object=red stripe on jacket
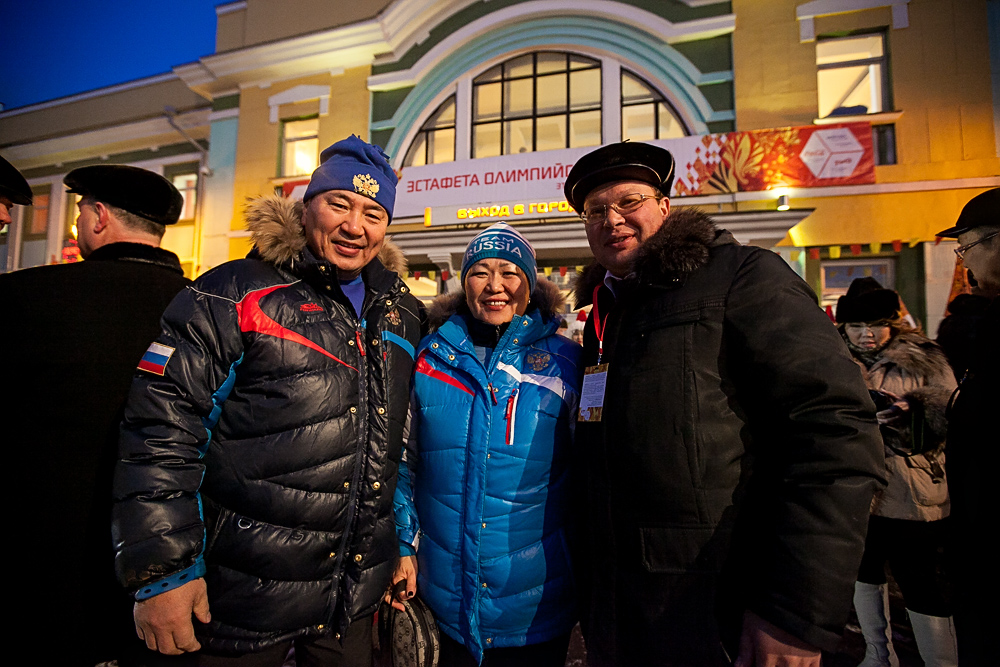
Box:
[235,284,359,373]
[416,351,473,396]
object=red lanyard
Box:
[591,283,609,363]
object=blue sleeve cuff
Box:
[399,541,416,557]
[134,559,207,601]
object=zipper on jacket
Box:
[504,389,519,445]
[488,383,498,405]
[355,330,366,357]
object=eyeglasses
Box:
[581,193,661,225]
[954,231,998,260]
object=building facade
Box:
[2,0,997,332]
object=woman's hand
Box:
[385,555,418,611]
[876,398,910,427]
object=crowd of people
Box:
[0,141,995,667]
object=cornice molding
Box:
[5,108,210,171]
[369,1,734,92]
[216,1,247,16]
[814,110,903,125]
[267,84,331,122]
[175,20,389,96]
[0,73,177,118]
[174,0,733,99]
[796,0,910,42]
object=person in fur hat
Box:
[564,141,885,667]
[112,135,424,665]
[836,277,958,667]
[389,222,582,666]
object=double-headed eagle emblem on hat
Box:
[353,173,380,199]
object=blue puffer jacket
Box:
[394,281,581,661]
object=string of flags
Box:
[790,238,927,263]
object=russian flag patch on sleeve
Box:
[138,342,176,376]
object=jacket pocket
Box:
[639,524,732,574]
[907,455,949,507]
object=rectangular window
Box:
[62,192,82,263]
[816,32,890,119]
[171,173,198,221]
[872,124,897,165]
[27,193,49,237]
[281,117,319,177]
[18,185,50,269]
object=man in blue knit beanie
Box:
[111,134,424,665]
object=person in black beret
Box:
[567,142,884,667]
[0,163,191,666]
[935,187,998,666]
[0,153,33,231]
[63,164,184,258]
[111,135,424,665]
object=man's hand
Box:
[134,578,211,655]
[734,610,821,667]
[384,555,418,612]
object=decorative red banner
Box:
[672,122,875,197]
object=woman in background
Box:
[837,277,958,667]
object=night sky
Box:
[0,0,219,111]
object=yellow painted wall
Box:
[732,0,827,129]
[228,66,372,260]
[733,0,998,246]
[776,187,994,247]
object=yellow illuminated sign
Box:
[456,200,575,220]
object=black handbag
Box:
[374,581,440,667]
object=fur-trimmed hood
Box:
[426,278,566,332]
[868,331,955,386]
[573,207,718,308]
[244,194,407,274]
[860,331,957,457]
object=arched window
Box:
[397,54,693,166]
[402,96,456,167]
[472,52,602,158]
[621,71,687,141]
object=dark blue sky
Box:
[0,0,219,111]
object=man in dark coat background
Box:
[566,142,886,667]
[935,187,998,666]
[0,164,190,666]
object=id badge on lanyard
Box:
[579,284,610,423]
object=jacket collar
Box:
[243,193,408,278]
[573,208,722,308]
[85,242,184,275]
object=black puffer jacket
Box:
[113,196,424,653]
[572,209,885,666]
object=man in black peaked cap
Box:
[0,164,191,666]
[566,141,886,667]
[936,187,999,666]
